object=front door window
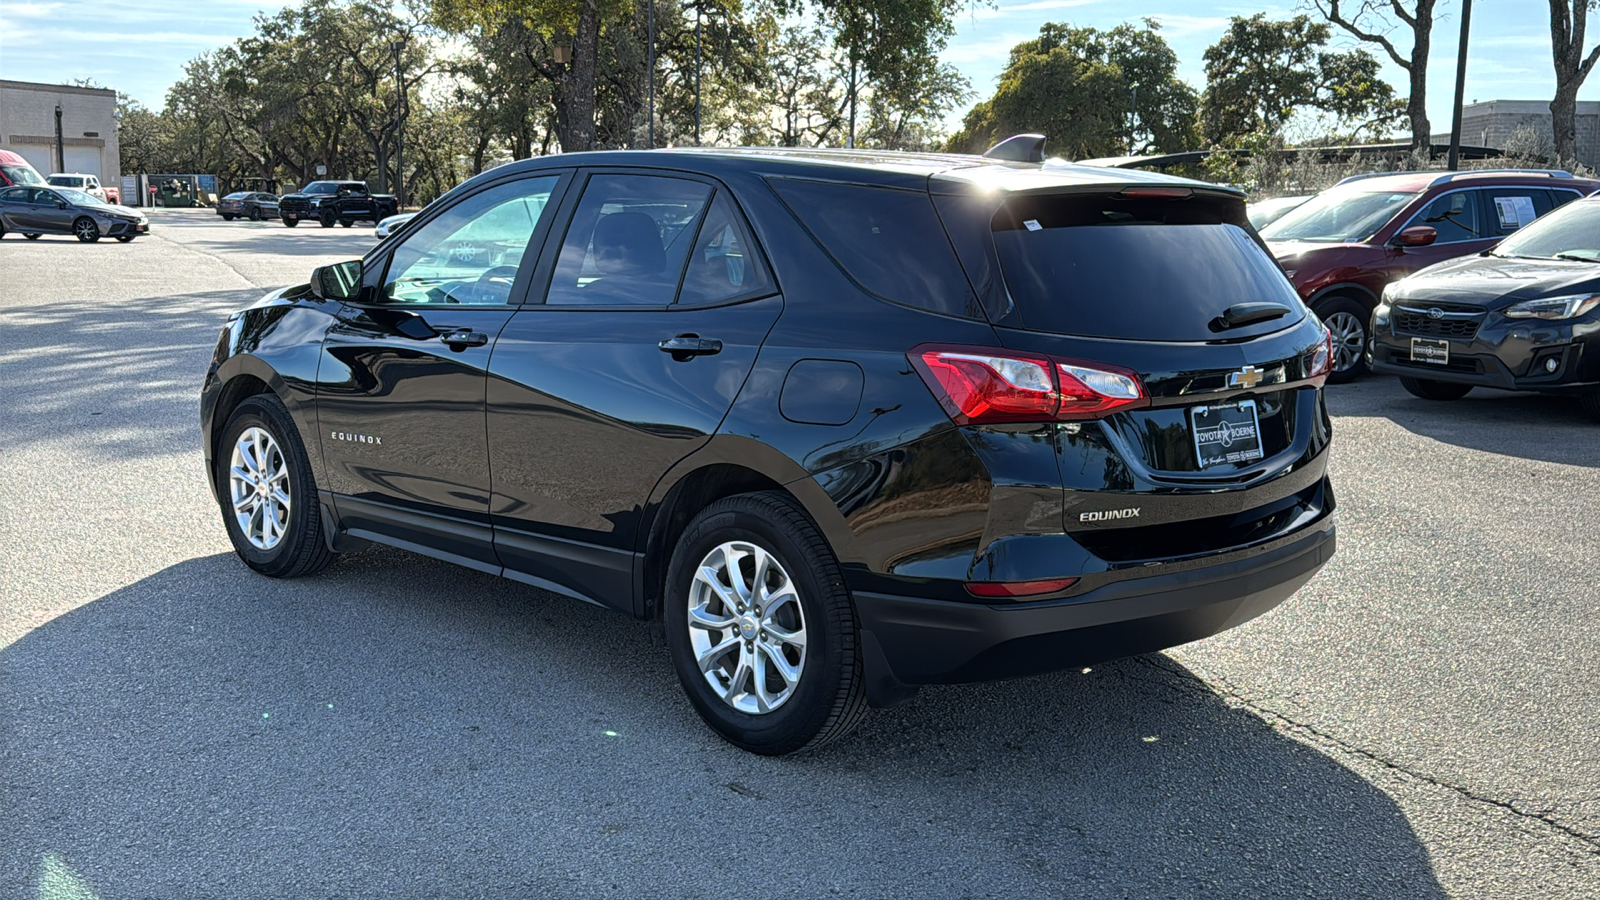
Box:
[383,175,559,306]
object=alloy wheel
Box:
[228,426,291,550]
[687,541,808,715]
[1324,311,1365,373]
[74,218,99,242]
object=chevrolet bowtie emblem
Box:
[1228,365,1265,389]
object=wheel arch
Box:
[206,356,321,495]
[1307,282,1380,312]
[635,437,854,621]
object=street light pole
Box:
[1447,0,1473,170]
[54,104,64,173]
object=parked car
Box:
[217,191,280,221]
[200,144,1336,754]
[0,184,148,242]
[1247,194,1312,230]
[277,180,397,228]
[374,210,416,239]
[0,149,45,188]
[1260,169,1596,382]
[47,172,111,203]
[1371,193,1600,420]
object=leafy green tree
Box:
[946,21,1196,159]
[1314,0,1438,154]
[1200,14,1399,145]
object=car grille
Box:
[280,197,311,213]
[1393,303,1484,339]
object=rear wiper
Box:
[1553,253,1600,264]
[1210,302,1292,332]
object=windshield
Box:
[54,188,101,206]
[303,181,339,194]
[1259,188,1420,243]
[2,165,45,187]
[1492,199,1600,261]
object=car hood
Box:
[1391,254,1600,307]
[1266,241,1370,263]
[84,201,143,217]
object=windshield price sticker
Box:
[1191,400,1265,468]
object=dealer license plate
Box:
[1411,338,1449,366]
[1191,400,1264,468]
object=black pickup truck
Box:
[278,180,398,228]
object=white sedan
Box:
[374,212,416,239]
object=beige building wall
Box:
[0,80,121,188]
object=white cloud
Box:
[1144,14,1232,39]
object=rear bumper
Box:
[854,515,1335,702]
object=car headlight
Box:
[1381,283,1399,303]
[1373,302,1391,326]
[308,199,321,207]
[1504,294,1600,320]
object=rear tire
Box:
[214,394,337,578]
[339,219,353,228]
[73,217,100,243]
[249,207,262,221]
[24,233,40,240]
[223,214,235,221]
[1400,377,1472,401]
[664,491,867,755]
[283,218,298,227]
[1315,296,1371,384]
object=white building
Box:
[0,79,121,187]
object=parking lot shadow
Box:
[1,551,1448,899]
[1329,376,1600,467]
[0,289,256,460]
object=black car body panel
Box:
[1372,254,1600,391]
[278,180,398,225]
[202,148,1336,708]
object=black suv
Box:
[201,144,1337,754]
[278,180,397,228]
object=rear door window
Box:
[544,173,713,307]
[989,193,1304,341]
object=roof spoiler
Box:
[983,134,1047,164]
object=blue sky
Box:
[0,0,1590,141]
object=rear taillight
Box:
[1307,326,1333,384]
[910,344,1148,425]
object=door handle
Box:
[439,329,489,350]
[658,334,723,359]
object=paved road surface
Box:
[3,209,1597,898]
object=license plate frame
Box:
[1191,400,1265,469]
[1411,338,1449,366]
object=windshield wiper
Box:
[1210,302,1292,332]
[1553,253,1600,264]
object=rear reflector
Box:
[910,344,1148,424]
[966,578,1080,598]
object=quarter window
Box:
[382,175,558,306]
[677,192,773,305]
[545,174,713,307]
[1482,189,1552,236]
[0,187,27,202]
[1413,191,1481,242]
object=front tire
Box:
[215,394,336,578]
[223,214,235,221]
[73,217,100,243]
[283,218,299,227]
[1315,296,1371,384]
[339,219,353,228]
[1579,391,1600,424]
[115,235,135,243]
[319,210,335,228]
[664,491,867,755]
[249,207,262,221]
[24,233,40,240]
[1400,377,1473,401]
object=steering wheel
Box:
[473,265,519,303]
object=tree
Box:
[1314,0,1439,154]
[1200,14,1400,145]
[946,21,1196,159]
[1549,0,1600,162]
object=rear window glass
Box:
[769,178,982,318]
[992,194,1304,341]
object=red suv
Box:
[1260,169,1596,381]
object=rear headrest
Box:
[592,211,664,276]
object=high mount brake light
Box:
[909,344,1148,425]
[1119,186,1194,199]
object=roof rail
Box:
[1426,168,1574,186]
[983,134,1046,164]
[1335,168,1575,188]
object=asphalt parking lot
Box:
[3,208,1598,898]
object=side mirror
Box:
[310,259,363,300]
[1395,226,1437,247]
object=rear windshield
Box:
[224,192,250,199]
[992,193,1304,341]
